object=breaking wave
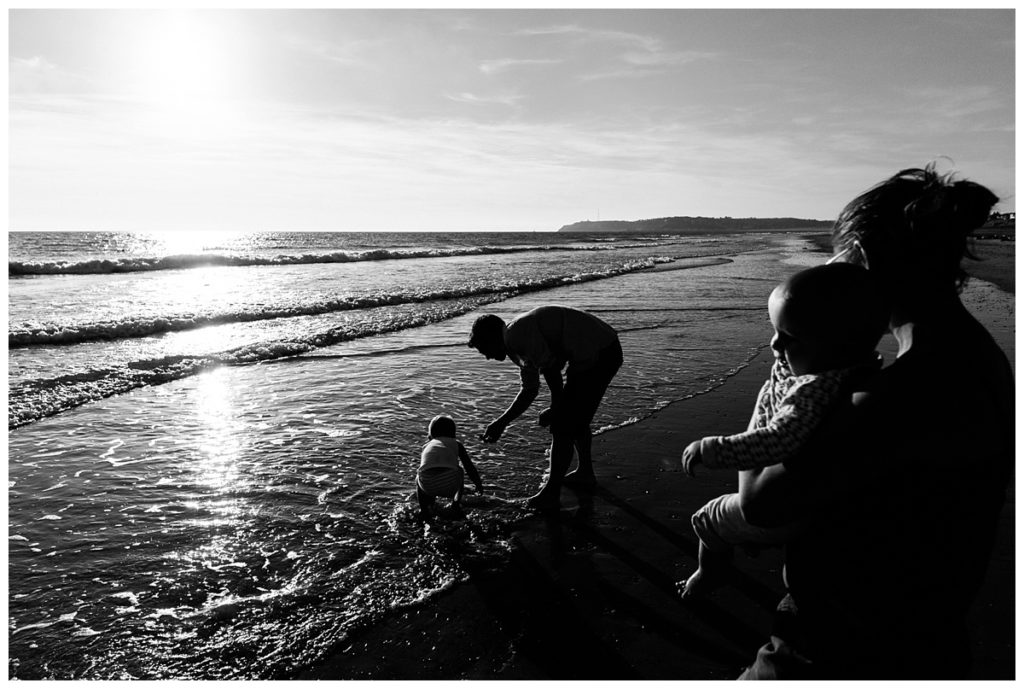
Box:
[9,257,672,428]
[8,242,658,277]
[10,257,671,348]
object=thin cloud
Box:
[10,56,96,94]
[579,68,651,83]
[518,24,718,81]
[898,85,1008,120]
[579,50,717,82]
[516,24,659,52]
[282,34,376,67]
[446,92,523,107]
[514,23,588,36]
[623,49,718,67]
[479,57,562,75]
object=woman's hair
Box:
[832,163,999,290]
[428,415,457,438]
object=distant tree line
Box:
[977,212,1015,241]
[984,211,1015,228]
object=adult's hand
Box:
[538,407,554,428]
[482,419,507,443]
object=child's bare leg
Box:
[676,540,733,600]
[417,487,435,518]
[447,486,467,519]
[678,493,742,599]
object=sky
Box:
[8,7,1016,232]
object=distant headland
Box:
[557,216,832,233]
[557,212,1015,237]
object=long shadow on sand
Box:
[478,481,792,679]
[589,485,784,609]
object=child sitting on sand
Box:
[677,262,888,599]
[417,415,483,519]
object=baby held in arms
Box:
[678,262,888,599]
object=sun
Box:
[131,11,238,105]
[123,10,246,136]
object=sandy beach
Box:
[307,238,1015,681]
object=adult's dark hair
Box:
[832,163,999,291]
[468,313,505,348]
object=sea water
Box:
[8,230,824,679]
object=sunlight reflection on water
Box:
[193,369,243,491]
[165,368,252,572]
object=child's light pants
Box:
[692,492,802,554]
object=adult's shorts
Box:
[554,338,623,433]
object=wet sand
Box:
[308,240,1014,680]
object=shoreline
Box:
[304,347,783,680]
[307,244,1014,680]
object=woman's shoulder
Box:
[882,318,1010,388]
[855,322,1013,440]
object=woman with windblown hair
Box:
[736,165,1014,680]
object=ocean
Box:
[8,229,825,679]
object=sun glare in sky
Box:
[135,13,229,100]
[122,11,245,137]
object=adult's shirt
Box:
[504,306,618,393]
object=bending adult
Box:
[468,305,623,510]
[737,166,1014,679]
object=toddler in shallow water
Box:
[416,415,483,519]
[677,262,888,599]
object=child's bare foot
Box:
[675,567,721,600]
[562,470,596,489]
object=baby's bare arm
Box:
[458,442,484,490]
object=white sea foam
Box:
[9,257,670,348]
[8,257,671,429]
[8,242,633,276]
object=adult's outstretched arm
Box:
[485,385,538,440]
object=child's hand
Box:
[682,440,703,477]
